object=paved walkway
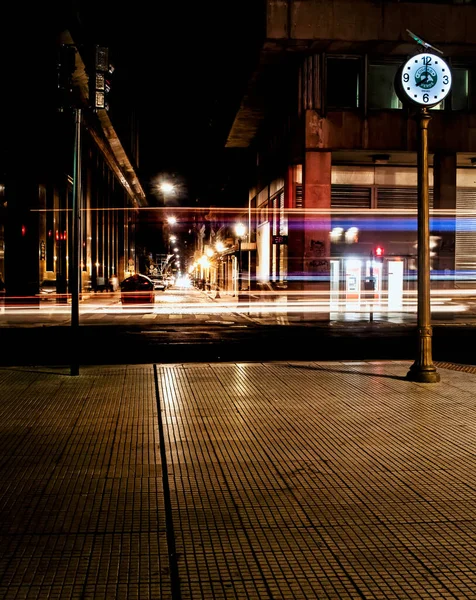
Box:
[1,360,476,599]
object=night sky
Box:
[75,1,265,206]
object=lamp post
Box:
[235,223,246,293]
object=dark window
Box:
[368,59,471,112]
[326,58,361,109]
[368,63,402,109]
[452,67,469,110]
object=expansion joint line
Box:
[154,363,182,600]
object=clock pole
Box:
[406,107,440,383]
[395,37,450,382]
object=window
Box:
[368,63,402,109]
[452,67,469,110]
[429,65,470,111]
[368,60,471,111]
[326,57,361,109]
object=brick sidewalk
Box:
[1,361,476,599]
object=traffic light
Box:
[373,246,384,261]
[89,45,114,111]
[56,44,76,112]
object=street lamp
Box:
[163,212,177,261]
[235,223,246,293]
[166,234,177,257]
[160,182,175,201]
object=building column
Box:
[285,165,303,289]
[303,109,331,291]
[433,151,456,283]
[4,173,41,305]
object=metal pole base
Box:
[406,327,440,383]
[406,363,440,383]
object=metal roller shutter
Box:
[331,185,371,208]
[377,187,434,210]
[456,188,476,272]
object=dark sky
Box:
[75,1,265,205]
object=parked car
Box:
[149,275,167,291]
[120,273,155,304]
[164,275,175,288]
[39,279,68,300]
[40,279,57,296]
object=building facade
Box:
[0,20,147,304]
[223,0,476,311]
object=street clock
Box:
[395,52,452,107]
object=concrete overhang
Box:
[226,49,294,149]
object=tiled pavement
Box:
[1,360,476,599]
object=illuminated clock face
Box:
[396,53,452,107]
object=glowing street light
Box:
[159,183,176,219]
[198,255,210,268]
[235,223,246,238]
[160,182,175,195]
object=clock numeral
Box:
[422,56,432,66]
[403,73,410,82]
[443,75,449,84]
[423,93,430,103]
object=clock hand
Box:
[416,75,428,87]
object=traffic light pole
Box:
[406,108,440,383]
[70,107,82,376]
